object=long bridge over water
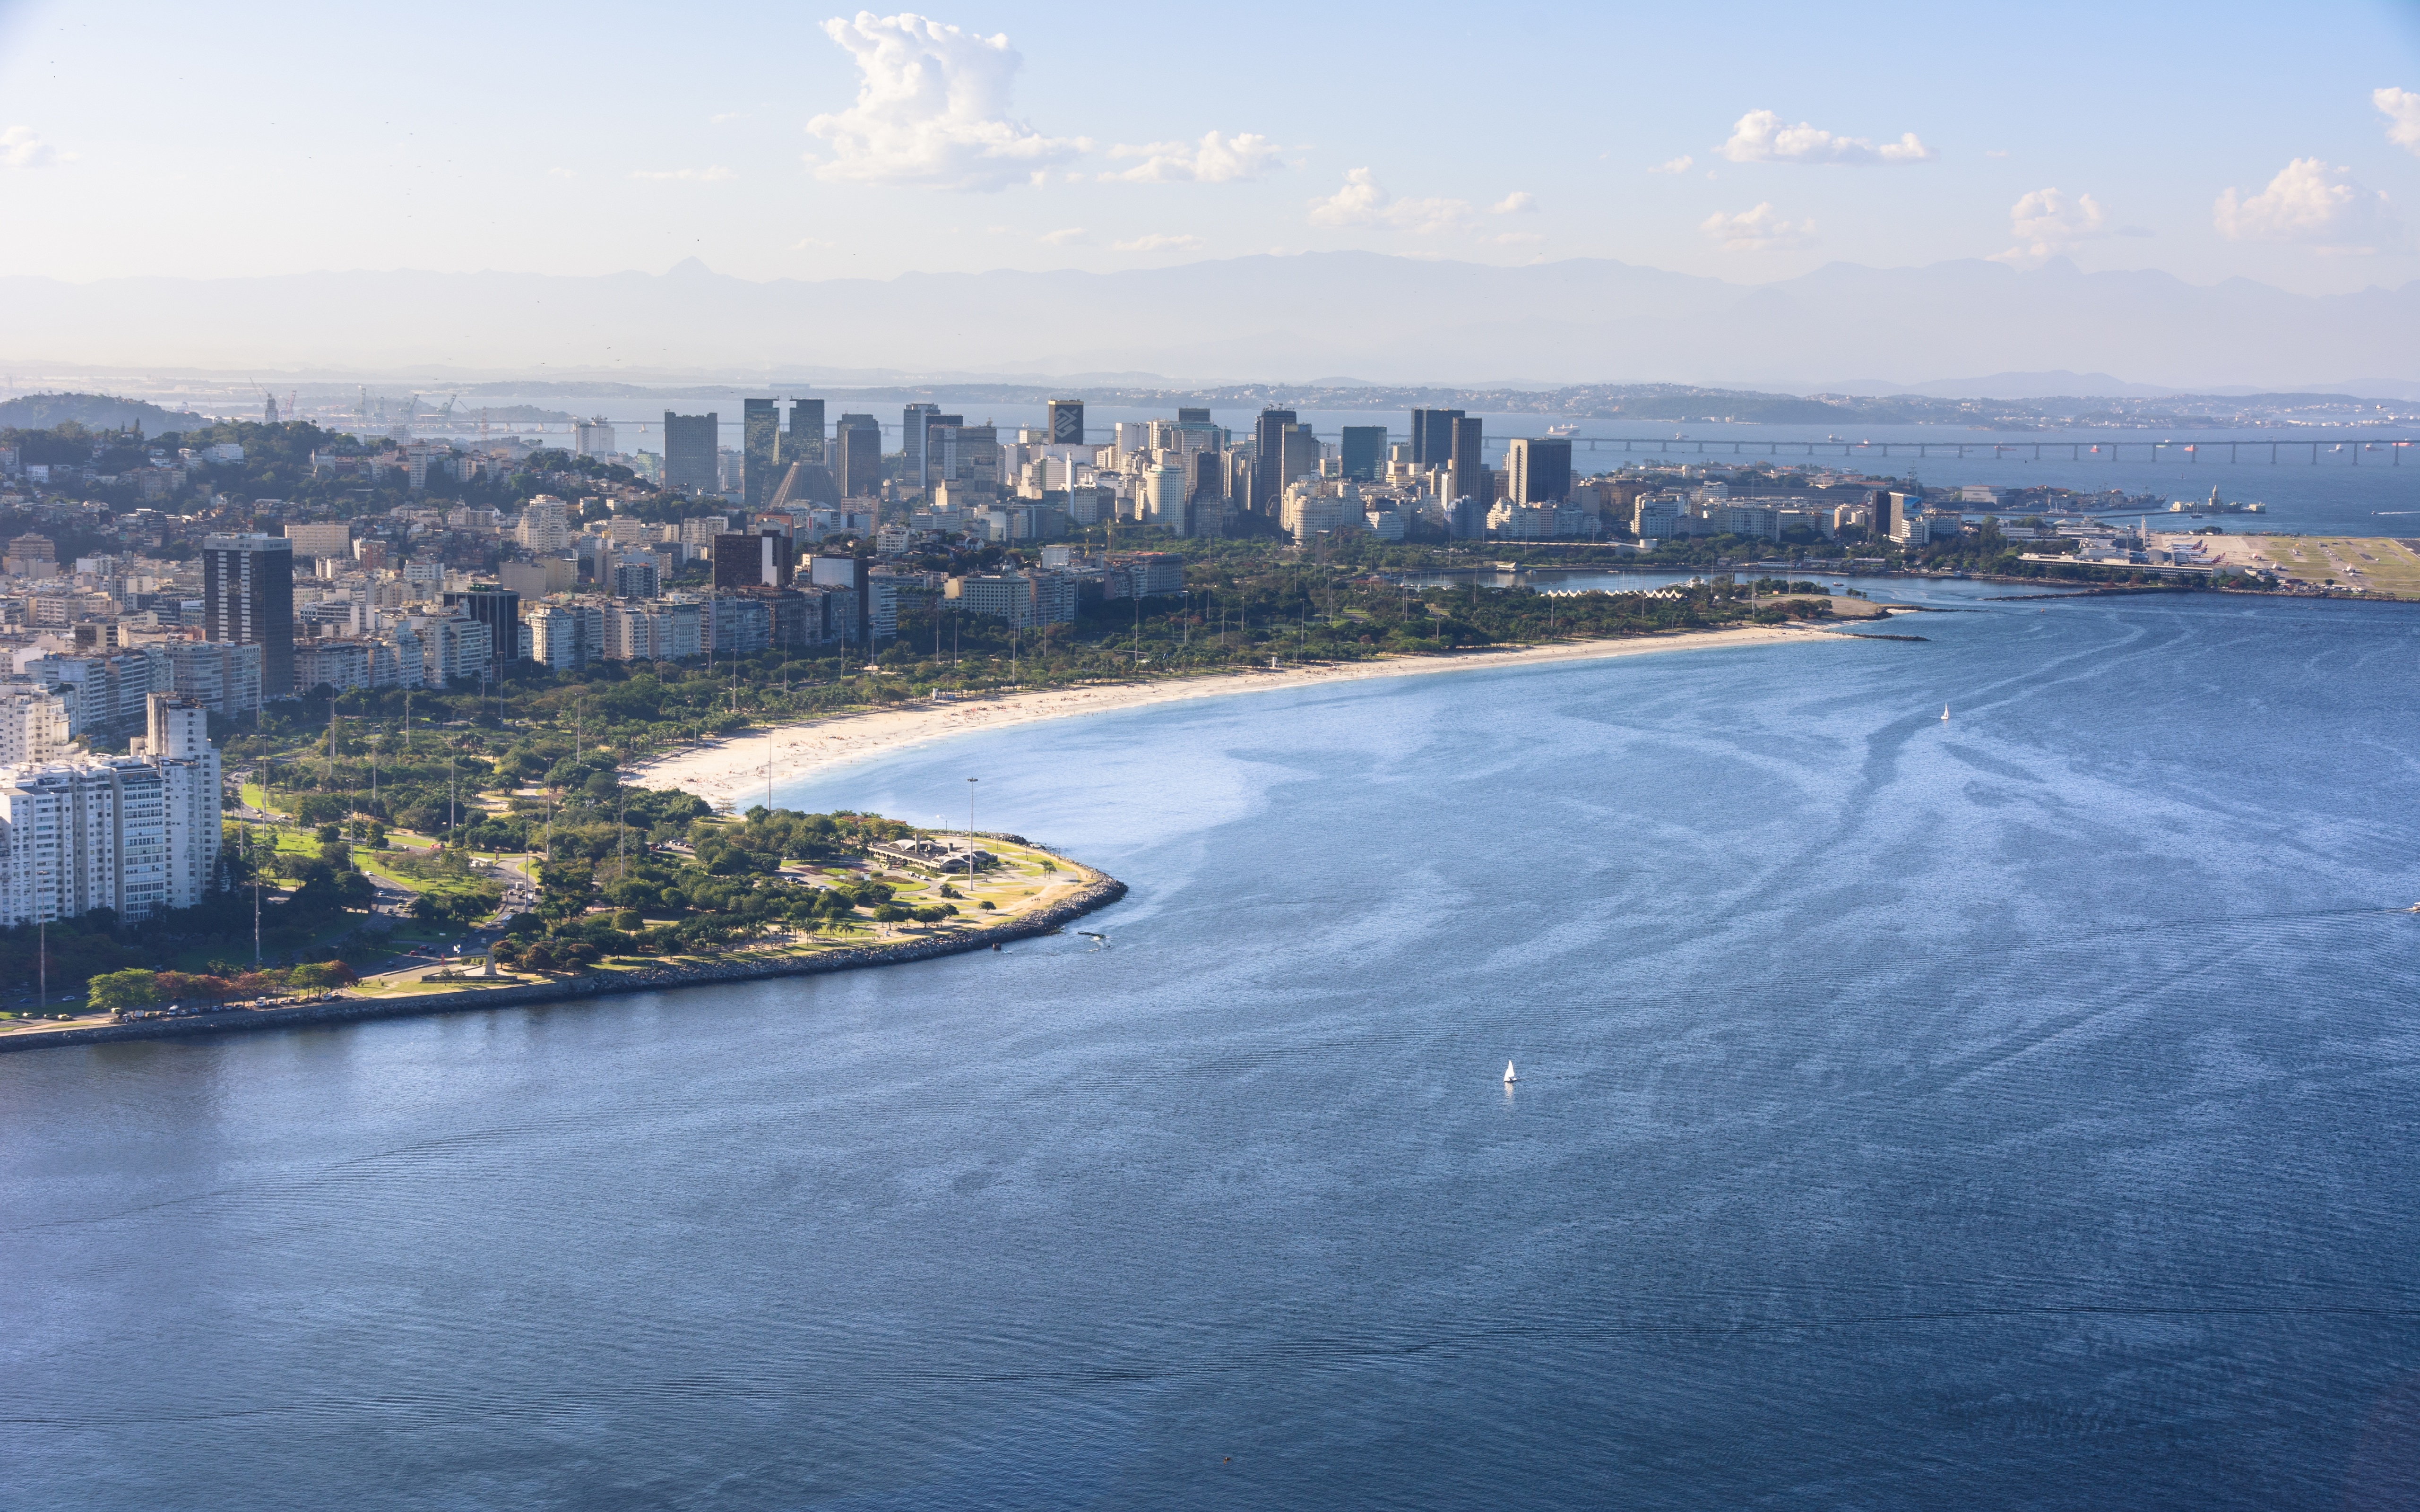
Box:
[1534,436,2416,466]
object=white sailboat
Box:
[1940,703,1950,722]
[1503,1060,1518,1084]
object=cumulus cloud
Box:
[2214,158,2393,250]
[2377,86,2420,155]
[1,126,57,169]
[1647,155,1693,174]
[1104,130,1283,183]
[631,165,735,182]
[1113,232,1204,252]
[1038,226,1088,245]
[1699,203,1817,251]
[1720,109,1932,165]
[1989,187,2109,266]
[1492,190,1537,214]
[1308,168,1473,235]
[806,11,1084,191]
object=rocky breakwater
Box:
[0,872,1129,1055]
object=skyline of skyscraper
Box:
[201,533,294,698]
[1449,415,1487,539]
[836,413,884,501]
[1506,437,1572,505]
[1048,399,1084,447]
[663,411,718,494]
[1251,409,1296,515]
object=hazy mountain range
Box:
[5,253,2415,396]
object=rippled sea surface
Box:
[9,589,2420,1510]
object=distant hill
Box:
[0,391,210,434]
[1,256,2414,394]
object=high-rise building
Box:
[0,694,219,928]
[1280,424,1322,497]
[611,560,660,600]
[713,531,796,590]
[1251,409,1297,514]
[1340,426,1388,482]
[1048,399,1085,446]
[901,403,941,489]
[1176,406,1211,426]
[786,399,825,463]
[1449,417,1487,538]
[1506,437,1573,504]
[0,686,69,766]
[573,417,616,457]
[836,413,885,499]
[743,399,782,507]
[442,587,521,679]
[929,422,999,486]
[201,533,294,698]
[663,411,719,493]
[1410,408,1464,466]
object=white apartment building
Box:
[0,694,219,927]
[943,570,1077,629]
[516,496,570,552]
[0,684,70,765]
[603,599,705,662]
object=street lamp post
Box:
[965,776,978,891]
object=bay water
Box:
[8,588,2420,1508]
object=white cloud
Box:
[2377,87,2420,155]
[1104,130,1282,183]
[1039,226,1088,245]
[1648,155,1693,175]
[1492,191,1537,214]
[1494,232,1545,246]
[1699,203,1817,251]
[710,112,743,125]
[1989,187,2109,266]
[1307,168,1473,235]
[1720,109,1933,165]
[631,166,734,182]
[789,236,836,249]
[1113,232,1204,252]
[806,11,1084,191]
[2214,158,2393,250]
[1,126,57,170]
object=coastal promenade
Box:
[0,871,1128,1056]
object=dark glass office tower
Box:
[1280,424,1322,493]
[1340,425,1388,481]
[1449,416,1487,538]
[836,413,885,500]
[201,533,294,697]
[786,399,825,463]
[1507,437,1572,503]
[1251,409,1296,514]
[901,403,940,489]
[663,411,719,493]
[743,399,781,507]
[442,587,521,679]
[1410,408,1464,466]
[1048,399,1085,446]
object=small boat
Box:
[1503,1060,1518,1084]
[1940,704,1950,722]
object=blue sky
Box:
[3,0,2419,294]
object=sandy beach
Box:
[630,625,1839,810]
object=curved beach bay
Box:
[7,588,2420,1508]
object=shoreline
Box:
[0,873,1129,1055]
[630,625,1838,810]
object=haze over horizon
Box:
[5,0,2420,387]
